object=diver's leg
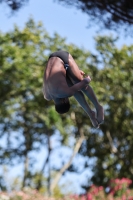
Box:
[74,91,99,128]
[66,76,99,128]
[67,54,104,124]
[82,86,104,124]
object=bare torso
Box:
[43,53,91,102]
[43,57,68,100]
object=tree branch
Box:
[106,131,118,153]
[106,4,133,23]
[50,129,85,193]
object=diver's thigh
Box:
[67,54,82,83]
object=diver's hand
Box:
[79,70,85,77]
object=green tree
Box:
[0,18,94,194]
[0,18,68,190]
[2,18,133,196]
[79,36,133,190]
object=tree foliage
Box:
[0,0,28,11]
[56,0,133,31]
[0,18,93,192]
[79,35,133,189]
[1,18,133,195]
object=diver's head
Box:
[55,98,70,114]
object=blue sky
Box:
[0,0,133,194]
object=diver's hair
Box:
[55,102,70,114]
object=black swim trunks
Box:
[49,50,70,70]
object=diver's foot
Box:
[96,105,104,125]
[90,111,99,129]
